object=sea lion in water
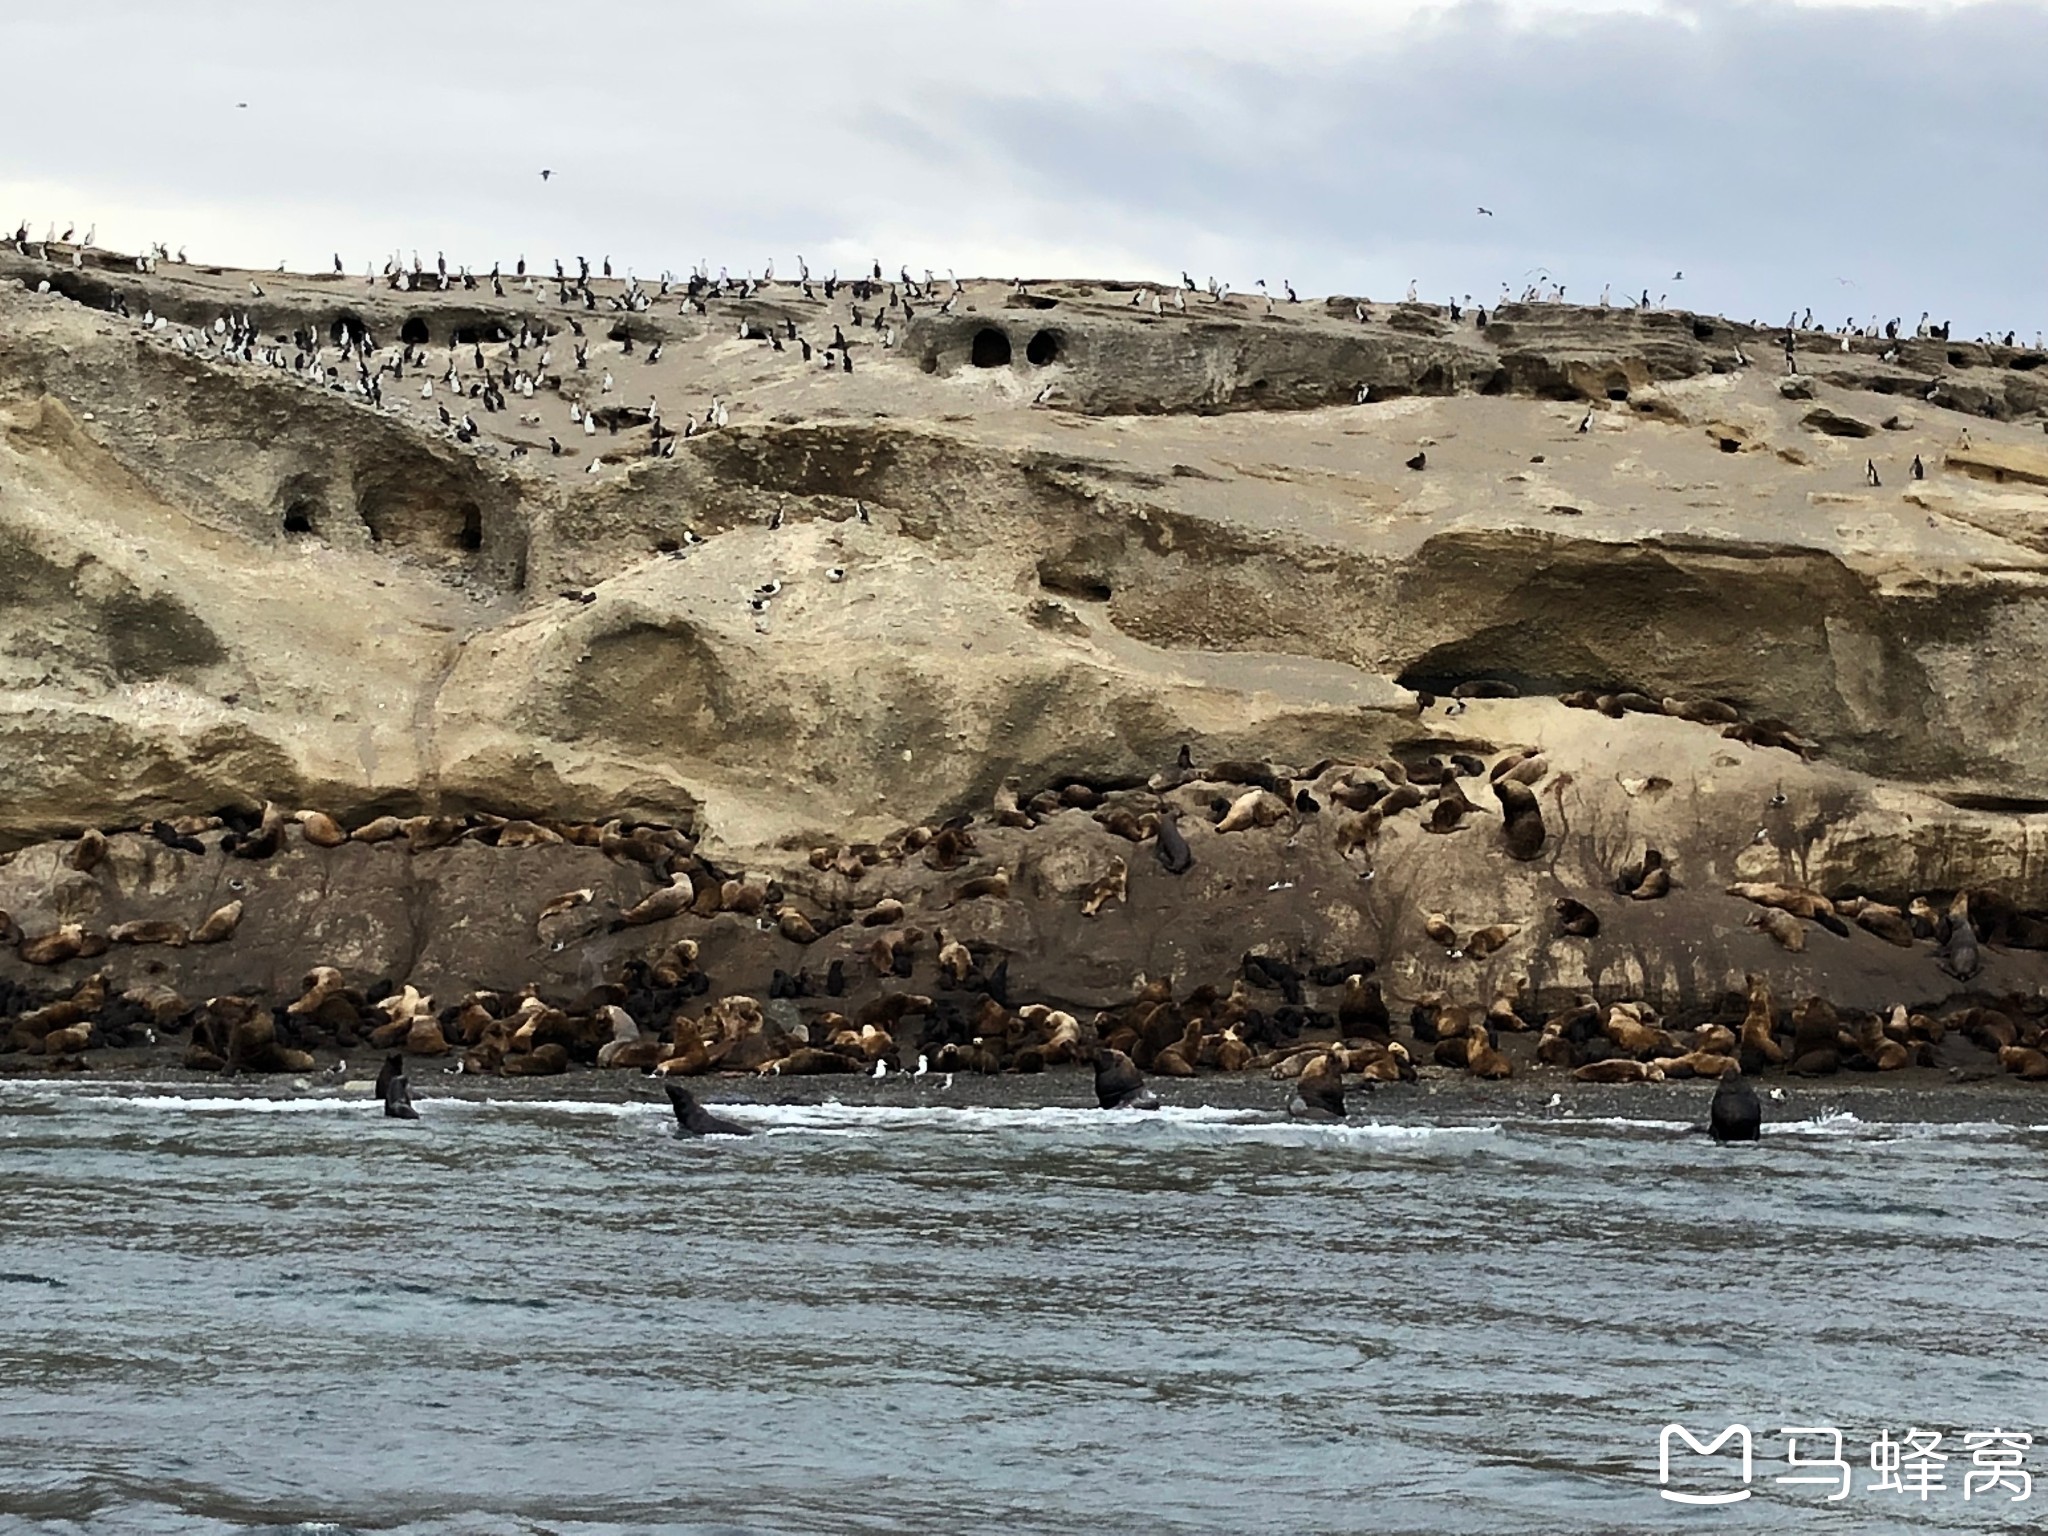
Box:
[665,1084,754,1137]
[1094,1047,1160,1110]
[375,1052,419,1120]
[1708,1069,1761,1143]
[1287,1052,1347,1121]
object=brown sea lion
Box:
[109,919,188,947]
[190,900,244,945]
[297,810,348,847]
[1708,1069,1761,1141]
[1728,882,1834,920]
[1494,780,1545,860]
[1747,908,1806,952]
[68,828,108,873]
[666,1083,753,1135]
[952,869,1011,903]
[1465,923,1520,959]
[1287,1052,1347,1121]
[775,906,822,944]
[615,875,695,929]
[1338,975,1392,1041]
[1619,850,1671,900]
[1094,1047,1160,1110]
[1554,897,1600,938]
[1836,896,1916,947]
[1081,858,1128,917]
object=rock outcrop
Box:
[5,245,2048,1037]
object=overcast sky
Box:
[3,0,2041,336]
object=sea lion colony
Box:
[8,733,2048,1093]
[5,237,2048,1100]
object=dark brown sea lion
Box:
[1287,1052,1347,1121]
[1554,897,1600,938]
[665,1084,753,1136]
[376,1052,420,1120]
[1494,779,1545,860]
[1708,1069,1762,1142]
[1094,1047,1160,1110]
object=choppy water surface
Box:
[4,1081,2047,1535]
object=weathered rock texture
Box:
[5,246,2048,1030]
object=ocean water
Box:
[3,1080,2046,1535]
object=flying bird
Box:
[1476,206,1494,216]
[540,169,553,180]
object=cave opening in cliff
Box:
[1026,330,1061,366]
[457,505,483,552]
[399,316,430,346]
[282,501,315,535]
[971,328,1012,367]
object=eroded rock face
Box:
[3,247,2048,1025]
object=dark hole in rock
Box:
[1026,330,1060,366]
[1718,437,1741,453]
[452,326,480,346]
[399,316,430,346]
[1478,370,1508,396]
[1948,350,1969,368]
[1692,320,1715,341]
[458,506,483,552]
[1535,384,1588,402]
[1250,378,1269,395]
[608,322,632,343]
[282,501,315,535]
[1606,386,1631,402]
[970,328,1012,367]
[2013,354,2045,372]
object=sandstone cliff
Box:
[4,246,2048,1039]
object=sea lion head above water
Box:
[1708,1068,1761,1143]
[665,1083,754,1137]
[1093,1047,1160,1111]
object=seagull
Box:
[914,1054,929,1079]
[1477,206,1494,216]
[540,169,553,180]
[872,1059,887,1079]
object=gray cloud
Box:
[908,0,2048,333]
[2,1,2040,336]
